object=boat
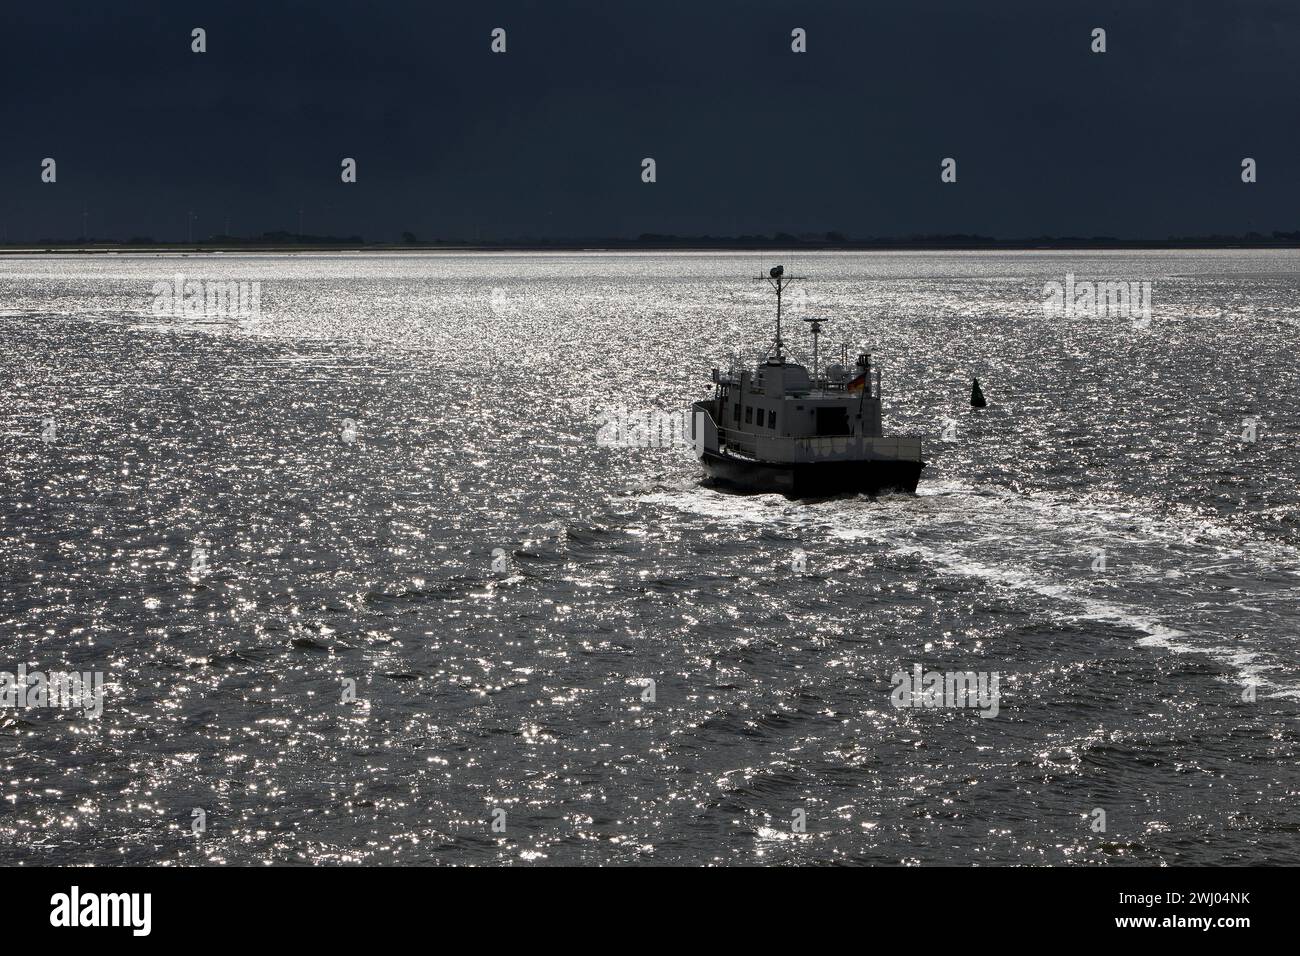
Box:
[690,266,924,497]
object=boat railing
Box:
[718,427,758,457]
[798,435,922,461]
[718,429,922,463]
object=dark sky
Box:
[2,0,1297,241]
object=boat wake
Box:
[641,479,1300,699]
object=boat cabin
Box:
[712,354,882,443]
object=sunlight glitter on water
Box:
[1,250,1298,865]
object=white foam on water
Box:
[641,480,1300,699]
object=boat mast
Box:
[755,265,801,362]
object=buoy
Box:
[970,377,987,408]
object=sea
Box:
[1,249,1297,865]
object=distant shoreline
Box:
[3,236,1300,255]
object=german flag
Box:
[846,372,867,394]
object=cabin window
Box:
[767,410,777,428]
[745,406,753,424]
[733,403,741,423]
